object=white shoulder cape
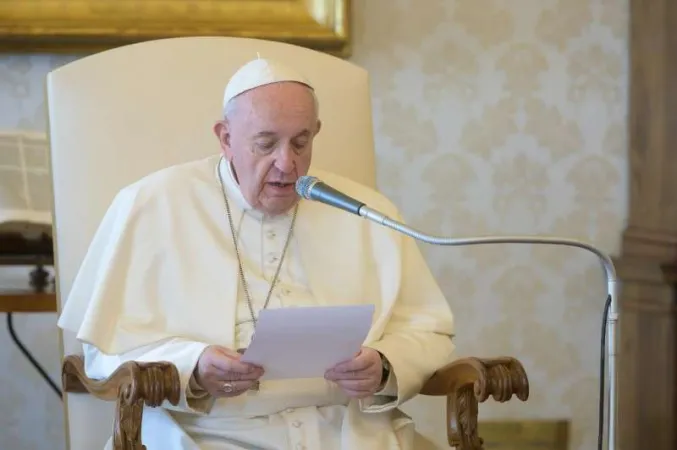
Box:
[57,155,454,403]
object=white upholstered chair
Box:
[46,36,528,450]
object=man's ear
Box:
[213,120,232,158]
[315,119,322,136]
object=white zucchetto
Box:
[222,57,314,109]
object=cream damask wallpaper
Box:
[0,0,627,449]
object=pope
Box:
[57,57,456,450]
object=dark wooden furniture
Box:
[62,353,529,450]
[0,231,60,398]
[615,1,677,449]
[0,291,56,313]
[0,230,55,302]
[0,231,57,313]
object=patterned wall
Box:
[0,0,628,449]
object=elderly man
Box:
[57,58,455,449]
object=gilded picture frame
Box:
[0,0,351,57]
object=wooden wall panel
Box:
[616,1,677,449]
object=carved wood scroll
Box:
[420,357,529,450]
[62,355,181,450]
[62,354,528,450]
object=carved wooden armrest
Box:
[420,357,529,450]
[62,354,181,450]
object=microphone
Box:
[294,175,366,215]
[296,175,619,450]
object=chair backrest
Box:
[46,36,376,450]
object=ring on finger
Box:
[222,382,234,393]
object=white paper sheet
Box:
[240,304,375,380]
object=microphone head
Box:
[295,175,319,199]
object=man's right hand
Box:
[194,345,264,397]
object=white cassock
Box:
[57,154,456,450]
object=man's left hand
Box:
[325,347,383,399]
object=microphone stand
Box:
[358,206,618,450]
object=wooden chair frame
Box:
[61,354,528,450]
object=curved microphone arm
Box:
[359,205,618,450]
[295,174,618,450]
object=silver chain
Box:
[217,157,298,325]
